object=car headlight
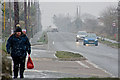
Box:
[85,39,88,41]
[77,35,79,37]
[95,39,98,41]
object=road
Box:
[21,31,111,79]
[47,32,118,77]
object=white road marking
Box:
[54,51,58,58]
[53,41,54,45]
[12,73,46,78]
[31,49,47,52]
[25,69,58,73]
[24,70,47,78]
[76,61,89,68]
[85,60,99,69]
[85,60,115,77]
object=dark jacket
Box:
[6,33,31,57]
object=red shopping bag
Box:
[27,55,34,69]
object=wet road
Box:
[47,32,118,77]
[21,31,111,79]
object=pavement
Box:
[12,31,112,79]
[23,45,111,79]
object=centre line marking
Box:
[53,41,54,44]
[76,61,89,68]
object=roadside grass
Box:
[2,50,12,80]
[99,39,119,48]
[101,36,117,42]
[0,43,1,50]
[55,51,86,61]
[105,35,118,42]
[2,42,6,52]
[1,38,12,79]
[58,78,119,80]
[1,37,8,52]
[37,32,48,44]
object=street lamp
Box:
[117,1,120,42]
[117,1,120,78]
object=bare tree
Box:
[53,14,72,32]
[24,0,28,35]
[28,0,30,38]
[100,5,118,36]
[14,1,19,29]
[9,0,11,30]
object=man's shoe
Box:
[13,76,17,79]
[20,75,24,78]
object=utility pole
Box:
[34,1,40,33]
[39,4,42,31]
[14,0,19,29]
[75,5,82,31]
[118,1,120,42]
[37,2,39,32]
[31,0,33,5]
[35,2,38,33]
[9,0,12,34]
[0,2,1,25]
[3,0,5,31]
[24,0,28,35]
[36,1,42,32]
[117,1,120,78]
[28,0,30,38]
[32,0,36,35]
[31,0,34,37]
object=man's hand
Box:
[28,52,30,55]
[7,52,10,54]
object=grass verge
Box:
[37,32,48,44]
[99,39,119,48]
[0,37,12,80]
[55,51,86,61]
[1,50,12,80]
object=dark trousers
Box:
[12,57,26,77]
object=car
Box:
[83,33,98,46]
[51,27,58,32]
[76,31,87,42]
[47,26,58,32]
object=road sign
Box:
[22,29,26,34]
[112,23,116,27]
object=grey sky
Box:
[40,2,117,30]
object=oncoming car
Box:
[83,33,98,46]
[76,31,87,42]
[47,26,58,32]
[51,27,58,32]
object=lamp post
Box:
[14,1,19,29]
[117,1,120,78]
[118,1,120,42]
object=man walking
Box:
[6,26,31,79]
